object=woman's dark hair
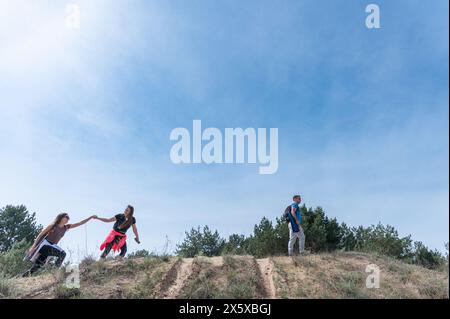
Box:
[118,205,134,230]
[51,213,69,230]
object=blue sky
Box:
[0,0,448,260]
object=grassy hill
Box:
[4,251,449,299]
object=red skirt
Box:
[100,230,127,252]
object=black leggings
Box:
[24,245,66,276]
[101,235,127,258]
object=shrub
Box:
[222,234,248,255]
[176,226,225,257]
[0,240,31,276]
[411,242,445,270]
[79,255,97,268]
[128,249,150,259]
[353,224,413,259]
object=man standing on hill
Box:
[288,195,305,256]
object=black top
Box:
[113,214,136,234]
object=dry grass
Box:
[78,256,174,299]
[179,255,265,299]
[0,274,20,299]
[272,251,449,299]
[9,252,449,299]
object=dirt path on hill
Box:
[159,258,194,299]
[256,258,276,298]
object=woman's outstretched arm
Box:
[95,216,116,223]
[68,215,97,229]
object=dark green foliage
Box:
[0,205,42,253]
[245,217,280,258]
[175,205,445,269]
[273,218,289,253]
[176,226,225,257]
[352,223,413,259]
[338,223,357,251]
[323,217,342,251]
[303,207,327,252]
[222,234,248,255]
[411,241,445,270]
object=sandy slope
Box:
[11,252,449,299]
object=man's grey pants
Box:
[288,223,305,256]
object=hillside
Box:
[8,251,449,299]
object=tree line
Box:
[176,206,447,270]
[0,205,447,277]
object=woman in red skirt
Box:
[95,205,140,259]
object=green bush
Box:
[222,234,248,255]
[176,226,225,257]
[411,242,445,270]
[0,240,31,277]
[127,249,171,261]
[353,224,413,259]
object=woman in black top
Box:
[96,205,140,259]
